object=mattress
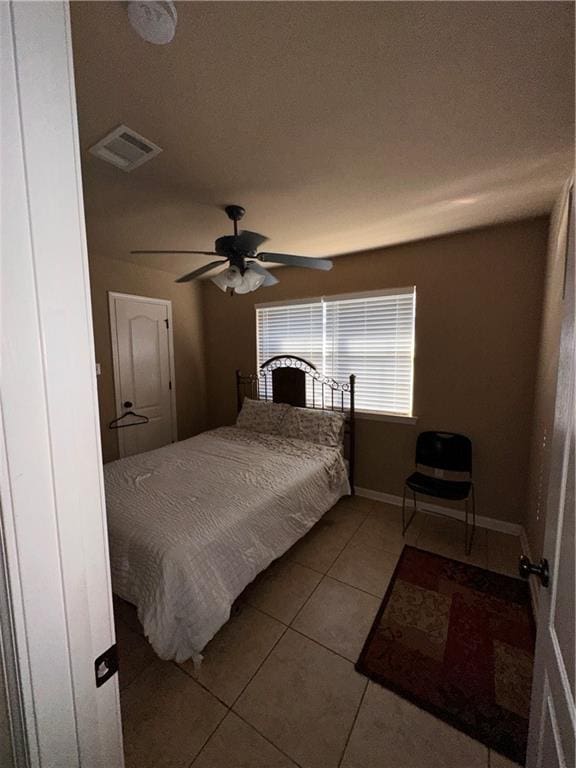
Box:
[104,426,350,662]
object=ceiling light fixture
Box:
[127,1,177,45]
[211,265,266,295]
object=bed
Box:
[104,356,355,663]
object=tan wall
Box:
[202,217,549,525]
[88,255,207,463]
[525,193,570,557]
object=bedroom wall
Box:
[88,254,207,463]
[201,217,549,527]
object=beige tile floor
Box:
[114,497,524,768]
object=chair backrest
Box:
[415,431,472,473]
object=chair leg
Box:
[402,485,407,532]
[402,486,418,536]
[464,498,470,555]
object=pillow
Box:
[235,398,289,435]
[280,406,345,448]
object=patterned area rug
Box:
[356,546,535,765]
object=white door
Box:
[526,184,575,768]
[1,2,123,766]
[109,292,177,458]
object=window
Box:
[256,288,416,416]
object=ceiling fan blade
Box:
[258,253,333,271]
[131,250,219,256]
[246,261,279,287]
[175,260,227,283]
[234,230,269,253]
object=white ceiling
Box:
[70,1,574,277]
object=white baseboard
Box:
[519,526,540,617]
[355,486,522,536]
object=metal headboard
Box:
[235,355,356,491]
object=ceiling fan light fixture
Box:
[211,265,245,292]
[242,267,266,292]
[211,269,232,292]
[211,265,266,294]
[226,265,243,287]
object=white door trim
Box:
[1,2,124,766]
[108,291,178,458]
[526,179,575,768]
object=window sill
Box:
[355,410,418,425]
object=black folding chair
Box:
[402,431,476,555]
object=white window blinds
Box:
[256,288,416,416]
[257,300,324,370]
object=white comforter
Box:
[104,426,350,662]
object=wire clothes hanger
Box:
[109,401,150,430]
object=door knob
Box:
[123,401,133,408]
[519,555,549,587]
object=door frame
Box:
[108,291,178,458]
[1,2,124,765]
[526,180,575,768]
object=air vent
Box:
[88,125,162,172]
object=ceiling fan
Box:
[131,205,333,294]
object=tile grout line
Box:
[232,709,307,768]
[318,571,386,601]
[230,620,290,710]
[287,510,371,625]
[176,661,232,709]
[246,568,387,616]
[326,507,422,568]
[289,624,372,668]
[227,617,372,768]
[240,559,325,621]
[186,703,229,768]
[175,604,289,711]
[185,612,292,767]
[246,598,378,672]
[337,678,369,768]
[281,558,326,577]
[288,571,330,628]
[221,507,375,766]
[121,656,229,768]
[293,504,371,564]
[187,710,232,768]
[244,581,385,665]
